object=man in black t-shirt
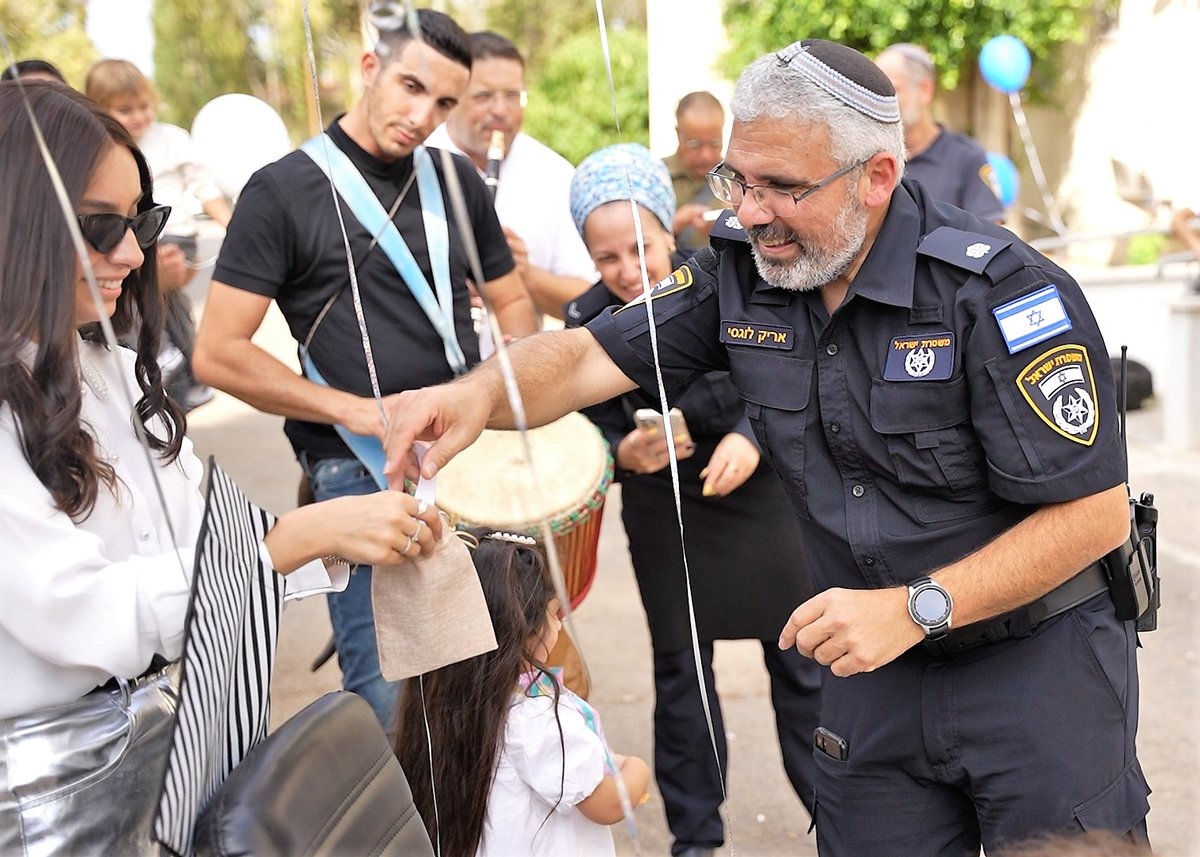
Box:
[194,9,536,731]
[876,43,1005,222]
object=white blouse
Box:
[478,692,615,857]
[0,339,342,719]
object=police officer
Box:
[383,39,1150,854]
[875,43,1005,222]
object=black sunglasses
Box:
[76,204,171,254]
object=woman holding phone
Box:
[563,143,821,857]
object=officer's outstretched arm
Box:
[382,328,636,487]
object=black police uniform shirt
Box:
[214,118,514,462]
[905,125,1004,222]
[585,180,1126,595]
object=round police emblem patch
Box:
[905,346,936,378]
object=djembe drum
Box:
[435,412,613,698]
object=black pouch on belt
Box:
[1103,495,1157,624]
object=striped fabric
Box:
[153,460,285,856]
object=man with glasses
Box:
[665,91,727,254]
[382,39,1149,853]
[194,9,536,734]
[427,31,596,321]
[875,43,1004,221]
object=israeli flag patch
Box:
[992,284,1072,354]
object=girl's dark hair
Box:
[395,531,558,857]
[0,80,183,521]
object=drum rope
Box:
[591,0,736,851]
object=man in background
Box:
[427,31,595,321]
[664,91,726,254]
[875,43,1004,221]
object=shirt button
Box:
[830,422,841,434]
[826,343,839,356]
[864,556,875,566]
[851,484,865,498]
[138,529,152,541]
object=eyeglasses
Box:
[76,204,171,254]
[467,89,528,109]
[683,137,723,151]
[706,158,870,216]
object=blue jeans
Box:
[301,455,403,733]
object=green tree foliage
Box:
[0,0,92,84]
[522,26,649,166]
[720,0,1111,92]
[483,0,644,71]
[152,0,261,127]
[151,0,361,139]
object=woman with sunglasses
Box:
[0,81,442,854]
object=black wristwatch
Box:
[907,576,953,640]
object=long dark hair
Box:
[0,80,183,521]
[395,532,560,857]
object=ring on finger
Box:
[403,531,418,554]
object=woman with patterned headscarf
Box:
[564,142,821,857]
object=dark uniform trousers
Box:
[654,643,819,853]
[586,181,1152,854]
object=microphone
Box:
[485,129,504,199]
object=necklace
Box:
[80,355,108,401]
[367,167,419,253]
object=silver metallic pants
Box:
[0,663,179,856]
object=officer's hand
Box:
[617,427,695,475]
[700,432,759,497]
[778,587,924,678]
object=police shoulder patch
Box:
[1016,343,1099,445]
[612,263,695,315]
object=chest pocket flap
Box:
[729,351,813,411]
[870,375,969,432]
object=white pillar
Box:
[1163,295,1200,449]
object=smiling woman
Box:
[0,79,446,854]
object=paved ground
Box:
[186,279,1200,856]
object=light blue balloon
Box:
[986,152,1020,208]
[979,35,1031,93]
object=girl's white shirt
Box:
[0,338,344,719]
[477,691,615,857]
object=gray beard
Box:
[748,198,868,293]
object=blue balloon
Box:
[986,152,1020,208]
[979,35,1031,93]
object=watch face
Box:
[913,586,951,624]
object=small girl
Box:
[395,531,650,857]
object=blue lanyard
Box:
[300,134,467,374]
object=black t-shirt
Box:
[586,182,1125,594]
[214,119,514,461]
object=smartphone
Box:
[813,726,848,761]
[633,407,693,446]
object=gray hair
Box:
[878,43,937,87]
[731,52,906,173]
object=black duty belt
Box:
[922,561,1109,658]
[95,654,173,694]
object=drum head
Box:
[436,412,609,533]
